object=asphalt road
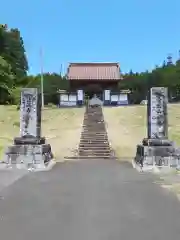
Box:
[0,160,180,240]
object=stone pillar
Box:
[134,87,177,169]
[19,88,42,140]
[147,87,168,140]
[3,88,54,170]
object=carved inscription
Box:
[148,87,168,139]
[20,88,40,137]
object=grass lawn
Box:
[1,104,180,163]
[1,104,180,199]
[103,104,180,161]
[0,105,84,161]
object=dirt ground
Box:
[0,106,84,161]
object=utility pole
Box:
[60,63,62,77]
[40,47,44,108]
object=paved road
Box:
[0,160,180,239]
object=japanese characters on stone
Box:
[148,87,168,139]
[20,89,38,137]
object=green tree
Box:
[2,28,28,83]
[0,56,14,103]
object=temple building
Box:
[59,62,129,106]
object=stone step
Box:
[81,135,107,138]
[80,139,109,142]
[79,143,109,146]
[79,146,110,150]
[81,134,108,137]
[79,148,111,152]
[83,120,104,122]
[80,138,108,141]
[79,143,110,146]
[79,153,111,157]
[79,152,111,156]
[78,147,110,151]
[80,144,109,147]
[82,126,106,128]
[81,133,107,135]
[80,141,109,145]
[83,124,104,125]
[82,133,107,135]
[83,121,104,122]
[82,123,105,125]
[64,156,116,160]
[83,124,104,126]
[81,132,107,134]
[78,148,111,152]
[79,153,112,157]
[82,122,105,124]
[83,118,103,119]
[72,156,114,160]
[79,144,110,147]
[81,131,107,133]
[82,130,107,132]
[83,123,105,124]
[79,152,112,156]
[82,131,106,133]
[82,126,105,128]
[82,124,105,126]
[80,137,108,139]
[82,128,106,130]
[75,106,112,160]
[84,118,103,119]
[83,127,106,129]
[82,129,106,130]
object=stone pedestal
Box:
[3,141,53,170]
[134,87,180,170]
[2,88,54,171]
[134,139,179,169]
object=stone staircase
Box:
[65,105,115,160]
[74,106,115,160]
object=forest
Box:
[1,24,180,105]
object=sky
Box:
[1,0,180,75]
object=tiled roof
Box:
[67,63,121,80]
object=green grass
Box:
[1,104,180,162]
[0,105,84,160]
[103,104,180,160]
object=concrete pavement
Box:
[0,159,180,239]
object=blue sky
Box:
[1,0,180,75]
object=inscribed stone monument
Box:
[20,88,41,138]
[3,88,53,169]
[134,87,178,168]
[147,87,168,140]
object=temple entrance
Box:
[84,84,103,100]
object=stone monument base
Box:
[14,135,46,145]
[2,137,54,170]
[134,138,180,171]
